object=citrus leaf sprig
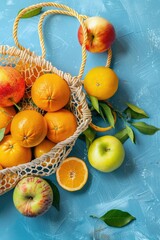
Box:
[82,95,160,145]
[114,102,160,143]
[90,209,136,228]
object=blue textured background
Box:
[0,0,160,239]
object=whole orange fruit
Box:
[0,66,25,107]
[84,66,118,100]
[0,106,16,134]
[10,110,47,147]
[34,139,56,158]
[0,135,32,168]
[31,73,70,112]
[44,109,77,143]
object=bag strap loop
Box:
[13,2,112,79]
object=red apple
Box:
[0,66,25,107]
[13,176,53,217]
[78,16,116,53]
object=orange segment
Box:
[56,157,88,191]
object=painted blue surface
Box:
[0,0,160,239]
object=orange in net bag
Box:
[0,2,92,195]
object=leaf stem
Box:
[90,215,99,219]
[9,98,21,111]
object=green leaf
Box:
[114,128,129,144]
[131,122,160,135]
[0,128,5,142]
[85,137,91,150]
[100,103,115,128]
[126,125,135,143]
[91,209,136,228]
[124,108,149,120]
[99,107,107,124]
[89,96,100,113]
[18,7,42,18]
[78,134,85,141]
[44,178,60,211]
[83,126,96,143]
[126,103,148,118]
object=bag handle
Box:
[13,2,112,79]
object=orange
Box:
[10,110,47,147]
[0,135,32,168]
[34,138,56,158]
[15,60,43,87]
[44,109,77,143]
[31,73,70,112]
[56,157,88,191]
[0,106,16,134]
[84,66,119,100]
[0,164,3,170]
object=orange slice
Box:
[56,157,88,191]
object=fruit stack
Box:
[0,64,80,169]
[0,50,91,196]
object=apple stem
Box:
[26,195,33,200]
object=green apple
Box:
[88,135,125,172]
[13,176,53,217]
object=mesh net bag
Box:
[0,3,92,195]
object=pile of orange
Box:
[0,63,89,193]
[0,64,78,170]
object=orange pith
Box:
[56,157,88,191]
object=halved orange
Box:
[56,157,88,191]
